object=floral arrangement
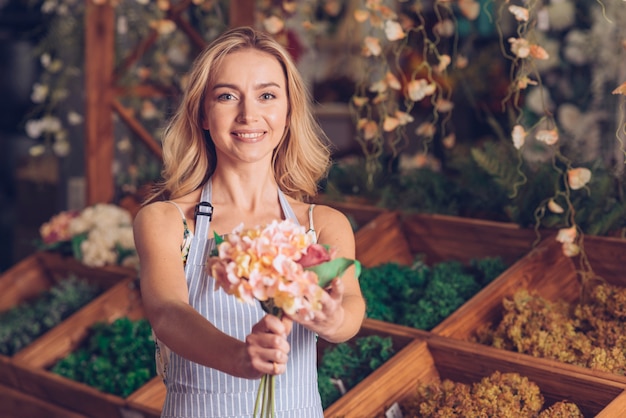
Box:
[39,203,138,269]
[206,218,360,418]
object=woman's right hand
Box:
[241,314,293,379]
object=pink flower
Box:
[298,243,332,267]
[39,210,79,244]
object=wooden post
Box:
[84,1,115,205]
[229,0,255,28]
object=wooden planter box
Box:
[354,211,536,268]
[125,318,428,418]
[434,234,626,383]
[10,276,147,418]
[0,383,88,418]
[325,334,626,418]
[0,251,134,390]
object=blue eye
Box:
[218,93,235,101]
[261,93,276,100]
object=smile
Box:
[234,132,265,139]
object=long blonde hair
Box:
[148,26,331,202]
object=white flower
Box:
[384,20,405,41]
[67,111,83,125]
[433,19,455,37]
[508,5,529,22]
[407,79,436,101]
[535,129,559,145]
[52,138,71,157]
[40,53,51,68]
[508,37,530,58]
[117,16,128,35]
[561,242,580,257]
[29,144,46,157]
[556,226,577,244]
[263,16,284,35]
[548,199,564,214]
[31,83,49,103]
[383,116,399,132]
[511,125,526,149]
[363,36,382,56]
[567,167,591,190]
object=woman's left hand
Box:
[291,277,345,337]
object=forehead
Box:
[212,48,286,86]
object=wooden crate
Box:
[401,212,537,266]
[434,234,626,383]
[0,383,88,418]
[0,251,134,389]
[353,211,537,268]
[325,334,626,418]
[10,276,148,418]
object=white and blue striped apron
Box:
[161,180,323,418]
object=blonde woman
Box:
[133,26,365,417]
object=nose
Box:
[236,97,258,123]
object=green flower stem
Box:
[254,373,276,418]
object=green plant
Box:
[0,276,101,356]
[360,256,507,330]
[51,317,156,397]
[318,335,395,409]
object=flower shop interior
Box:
[1,0,626,417]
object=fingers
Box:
[247,315,291,376]
[327,278,344,302]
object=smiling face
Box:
[202,48,290,166]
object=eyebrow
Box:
[212,82,283,91]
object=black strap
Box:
[194,201,213,221]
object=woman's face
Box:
[202,48,289,165]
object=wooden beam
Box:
[229,0,255,28]
[84,1,115,205]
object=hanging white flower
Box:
[31,83,49,103]
[384,20,405,41]
[52,137,71,157]
[567,167,591,190]
[511,125,526,150]
[67,111,83,125]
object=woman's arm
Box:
[134,202,291,379]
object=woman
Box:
[133,26,365,417]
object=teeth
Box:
[237,132,263,139]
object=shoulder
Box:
[134,201,179,226]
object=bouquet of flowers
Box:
[39,203,138,269]
[206,218,360,417]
